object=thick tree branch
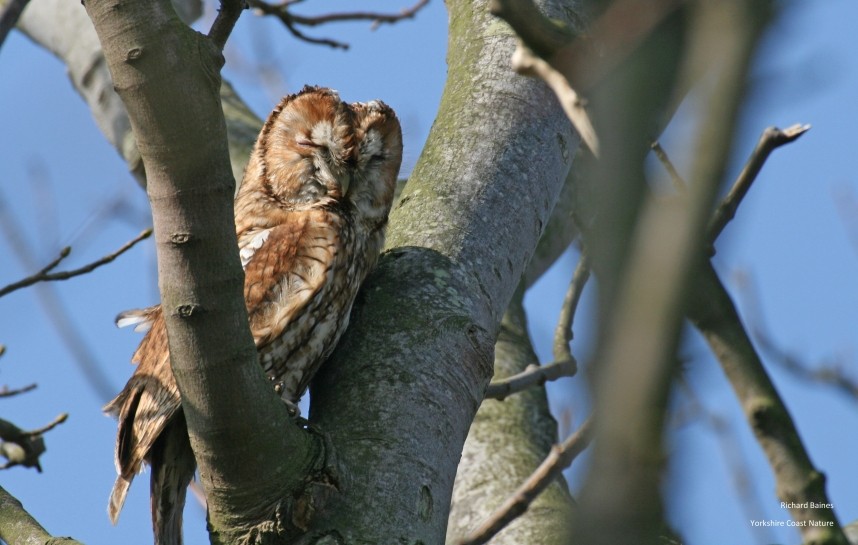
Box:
[83,0,312,542]
[0,229,151,298]
[448,287,575,545]
[0,485,85,544]
[310,0,578,541]
[208,0,244,51]
[458,415,593,545]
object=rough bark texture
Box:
[308,0,577,542]
[0,485,84,545]
[446,286,574,544]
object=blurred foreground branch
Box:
[0,413,67,471]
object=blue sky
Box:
[0,1,855,544]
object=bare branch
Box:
[650,141,686,192]
[457,415,595,545]
[247,0,429,50]
[21,413,68,438]
[0,0,30,50]
[484,359,577,400]
[287,0,429,29]
[0,383,37,398]
[0,228,152,298]
[687,263,848,542]
[208,0,245,51]
[0,413,67,472]
[707,123,810,248]
[0,198,117,401]
[553,251,589,363]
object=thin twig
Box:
[458,415,595,545]
[706,124,810,248]
[21,413,68,438]
[247,0,429,49]
[288,0,429,28]
[484,359,577,400]
[0,383,37,398]
[208,0,246,51]
[0,198,118,401]
[0,228,152,298]
[650,141,687,192]
[0,0,31,50]
[553,251,589,363]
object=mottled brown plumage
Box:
[105,86,402,545]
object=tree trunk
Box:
[308,0,578,542]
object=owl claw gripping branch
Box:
[105,86,402,545]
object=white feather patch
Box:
[116,310,154,333]
[240,229,272,268]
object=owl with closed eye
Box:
[105,86,401,545]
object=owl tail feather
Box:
[151,412,196,545]
[108,476,132,524]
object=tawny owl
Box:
[105,86,402,545]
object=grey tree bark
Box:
[308,0,578,541]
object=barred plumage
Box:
[105,86,402,545]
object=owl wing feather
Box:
[242,208,343,349]
[105,206,345,523]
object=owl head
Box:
[239,85,357,210]
[348,100,403,226]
